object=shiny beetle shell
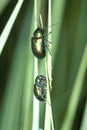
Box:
[34,75,47,101]
[31,28,46,59]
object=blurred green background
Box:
[0,0,87,130]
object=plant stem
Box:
[32,0,39,130]
[44,0,54,130]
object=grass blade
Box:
[0,0,24,54]
[32,0,39,130]
[80,102,87,130]
[61,44,87,130]
[44,0,54,130]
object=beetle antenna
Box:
[44,22,58,30]
[44,31,52,36]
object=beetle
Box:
[34,75,47,101]
[31,28,46,59]
[31,15,57,59]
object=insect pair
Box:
[32,16,53,102]
[34,75,51,103]
[31,16,52,59]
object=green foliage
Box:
[0,0,87,130]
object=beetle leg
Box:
[45,43,52,55]
[44,31,52,36]
[45,39,52,43]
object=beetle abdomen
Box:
[31,37,45,59]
